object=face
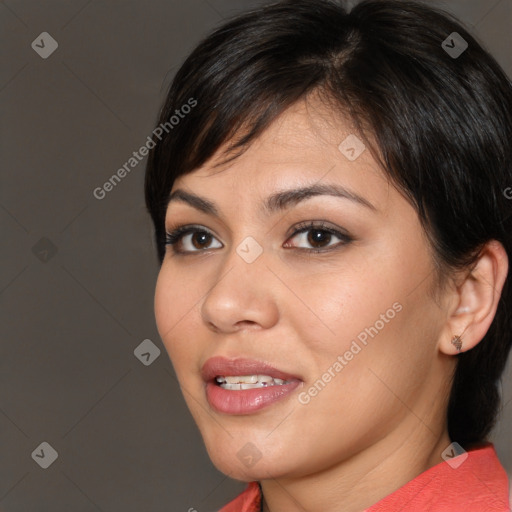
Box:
[154,97,451,481]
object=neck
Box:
[260,420,452,512]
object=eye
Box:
[165,225,222,254]
[284,220,353,253]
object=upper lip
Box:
[201,356,302,382]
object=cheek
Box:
[154,284,178,379]
[290,247,436,391]
[154,266,197,365]
[154,270,173,344]
[289,261,399,358]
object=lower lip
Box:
[205,380,301,414]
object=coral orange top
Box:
[219,443,511,512]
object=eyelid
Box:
[284,219,350,239]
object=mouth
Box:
[201,356,303,415]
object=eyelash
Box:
[164,220,353,255]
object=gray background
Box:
[1,0,511,510]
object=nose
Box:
[200,239,280,334]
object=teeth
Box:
[225,375,258,384]
[215,374,291,389]
[222,383,242,390]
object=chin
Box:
[208,451,284,482]
[202,432,303,481]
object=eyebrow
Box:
[166,183,376,218]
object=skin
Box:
[154,94,508,512]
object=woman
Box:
[144,0,512,510]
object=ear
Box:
[439,240,509,356]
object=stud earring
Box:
[451,335,463,352]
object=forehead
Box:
[169,96,391,216]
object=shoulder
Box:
[366,443,511,512]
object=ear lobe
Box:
[439,240,508,356]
